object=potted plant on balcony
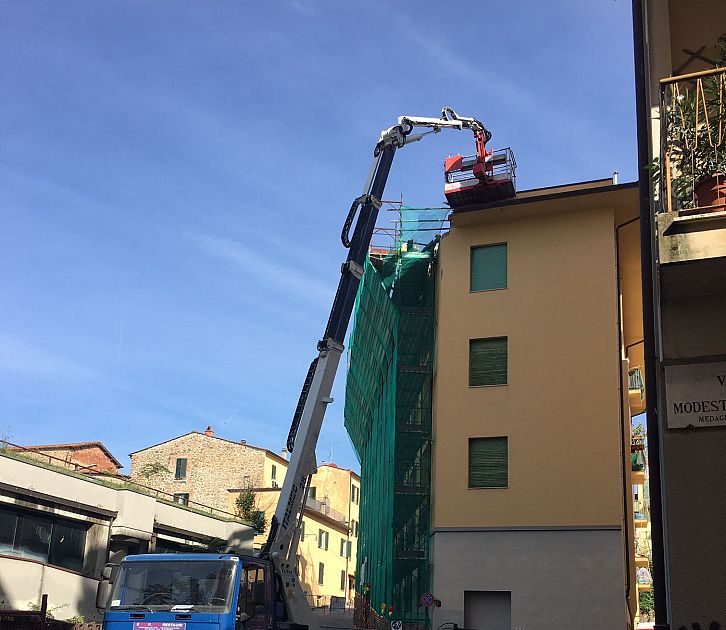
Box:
[656,35,726,212]
[631,424,646,453]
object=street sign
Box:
[391,620,402,630]
[421,592,435,608]
[665,361,726,428]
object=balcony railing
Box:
[305,495,348,524]
[658,67,726,214]
[628,367,645,401]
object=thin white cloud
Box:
[187,232,331,306]
[401,28,531,111]
[286,0,318,16]
[0,333,96,381]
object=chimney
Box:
[204,425,214,437]
[281,448,288,461]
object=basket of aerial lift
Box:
[444,146,517,208]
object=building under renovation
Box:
[345,178,647,630]
[345,208,442,629]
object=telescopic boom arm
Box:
[261,108,488,630]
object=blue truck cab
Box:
[97,553,289,630]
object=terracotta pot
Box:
[695,172,726,209]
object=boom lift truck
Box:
[95,109,515,630]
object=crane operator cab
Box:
[444,128,517,208]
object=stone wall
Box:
[130,432,266,511]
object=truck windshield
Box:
[109,560,236,612]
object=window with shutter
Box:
[174,458,187,480]
[469,437,508,488]
[469,337,507,386]
[470,243,507,292]
[318,562,325,585]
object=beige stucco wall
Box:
[433,201,626,529]
[263,451,288,488]
[667,0,726,76]
[0,556,101,622]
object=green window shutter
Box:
[469,337,507,386]
[471,244,507,291]
[469,437,508,488]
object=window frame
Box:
[173,492,190,505]
[469,336,508,387]
[468,436,509,489]
[470,242,508,293]
[318,529,328,550]
[174,457,188,480]
[0,505,87,573]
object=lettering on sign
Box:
[281,481,299,530]
[665,361,726,428]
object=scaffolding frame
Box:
[345,208,446,629]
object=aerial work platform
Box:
[444,146,517,207]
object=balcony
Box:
[635,556,650,569]
[628,367,646,414]
[656,67,726,263]
[634,510,649,529]
[305,496,348,524]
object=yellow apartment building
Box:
[430,179,644,630]
[228,462,360,608]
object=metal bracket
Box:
[368,195,383,210]
[342,260,365,279]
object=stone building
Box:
[129,426,288,510]
[9,441,122,474]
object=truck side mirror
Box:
[102,563,119,581]
[96,563,119,611]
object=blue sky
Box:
[0,1,637,473]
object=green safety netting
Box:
[344,207,448,628]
